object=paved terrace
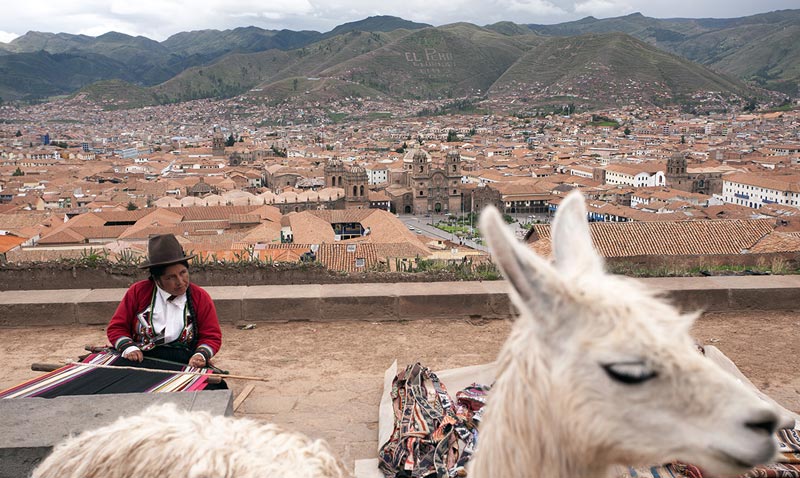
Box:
[1,276,800,326]
[1,276,799,477]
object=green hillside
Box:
[323,23,529,99]
[151,49,295,102]
[0,50,134,101]
[1,13,790,105]
[263,30,411,84]
[321,15,431,39]
[525,10,800,95]
[162,27,322,58]
[490,32,752,106]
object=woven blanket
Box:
[0,352,211,399]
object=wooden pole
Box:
[233,384,256,411]
[65,362,269,383]
[32,362,268,383]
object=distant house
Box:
[604,162,666,188]
[722,173,800,209]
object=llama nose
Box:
[745,410,779,436]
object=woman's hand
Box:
[123,348,143,362]
[189,353,207,368]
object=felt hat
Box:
[138,234,196,269]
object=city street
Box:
[397,212,549,251]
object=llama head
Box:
[480,190,781,476]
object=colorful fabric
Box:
[621,430,800,478]
[107,279,222,359]
[0,352,213,399]
[379,363,491,478]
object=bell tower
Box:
[212,126,225,157]
[345,165,369,209]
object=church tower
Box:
[412,150,429,177]
[344,165,369,209]
[446,150,463,213]
[324,157,346,188]
[212,126,225,157]
[667,151,687,176]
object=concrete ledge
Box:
[0,276,799,327]
[0,390,233,478]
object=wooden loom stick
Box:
[33,362,222,384]
[38,361,269,383]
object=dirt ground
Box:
[1,310,799,471]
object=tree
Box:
[225,134,235,147]
[126,201,138,211]
[624,126,631,136]
[447,130,458,142]
[12,167,23,176]
[14,130,21,137]
[681,135,686,144]
[292,78,299,91]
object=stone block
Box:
[0,390,233,478]
[76,288,125,325]
[242,285,322,322]
[0,289,90,326]
[320,283,397,321]
[206,286,246,324]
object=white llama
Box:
[469,190,783,478]
[32,403,349,478]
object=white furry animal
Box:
[32,403,349,478]
[470,190,783,478]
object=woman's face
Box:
[156,263,190,297]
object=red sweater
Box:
[107,280,222,358]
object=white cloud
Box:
[574,0,631,16]
[506,0,569,16]
[0,30,19,43]
[0,0,796,41]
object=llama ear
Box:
[480,205,564,318]
[551,190,604,277]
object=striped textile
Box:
[620,430,800,478]
[0,352,212,399]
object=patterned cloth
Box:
[378,363,491,478]
[622,433,800,478]
[0,352,213,398]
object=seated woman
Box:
[107,234,221,369]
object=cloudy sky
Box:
[0,0,796,43]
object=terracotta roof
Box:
[316,243,379,272]
[167,205,263,221]
[38,228,87,245]
[0,234,26,253]
[93,209,152,223]
[749,232,800,253]
[526,219,776,257]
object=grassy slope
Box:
[490,32,751,103]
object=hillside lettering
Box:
[404,48,455,70]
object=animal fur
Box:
[469,190,783,478]
[32,403,349,478]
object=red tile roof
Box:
[527,219,777,257]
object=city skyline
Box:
[0,0,798,44]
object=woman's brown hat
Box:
[138,234,196,269]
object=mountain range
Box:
[0,12,796,108]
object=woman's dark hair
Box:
[149,260,190,280]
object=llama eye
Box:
[602,362,658,385]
